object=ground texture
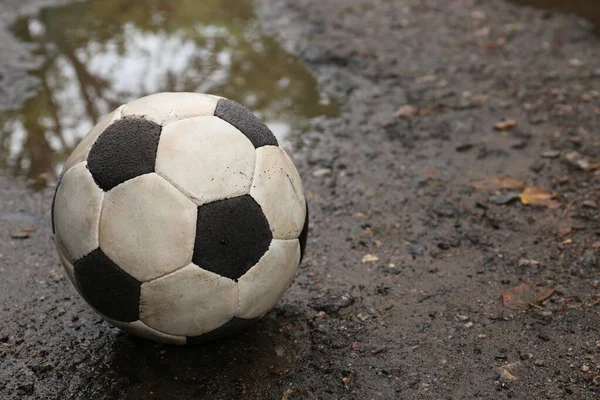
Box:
[1,0,600,399]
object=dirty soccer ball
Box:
[51,93,308,345]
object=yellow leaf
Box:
[519,186,557,207]
[494,119,518,131]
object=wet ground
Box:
[1,0,600,399]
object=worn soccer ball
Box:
[51,92,308,345]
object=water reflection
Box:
[0,0,337,189]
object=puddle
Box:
[0,0,338,189]
[512,0,600,33]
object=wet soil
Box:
[1,0,600,399]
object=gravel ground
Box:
[1,0,600,399]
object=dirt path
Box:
[1,0,599,399]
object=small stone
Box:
[362,254,379,263]
[488,192,520,205]
[455,143,475,152]
[568,58,584,67]
[533,359,545,367]
[565,151,590,170]
[464,322,474,328]
[581,364,590,372]
[456,315,469,321]
[540,150,560,159]
[312,168,332,177]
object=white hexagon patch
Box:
[249,146,306,239]
[237,239,300,319]
[99,173,197,282]
[156,116,255,205]
[53,162,104,262]
[139,264,238,337]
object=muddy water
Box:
[0,0,337,189]
[512,0,600,32]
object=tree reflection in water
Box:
[0,0,337,189]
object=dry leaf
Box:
[518,259,541,267]
[519,186,559,208]
[582,200,597,209]
[342,377,351,390]
[494,120,518,131]
[497,363,520,381]
[472,176,525,191]
[362,254,379,263]
[395,105,417,118]
[501,281,556,311]
[585,161,600,171]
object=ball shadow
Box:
[105,315,298,399]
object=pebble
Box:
[312,168,332,177]
[533,359,545,367]
[488,192,520,205]
[581,364,590,372]
[540,150,560,159]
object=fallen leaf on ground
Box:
[519,186,560,208]
[558,225,572,237]
[501,281,556,311]
[282,389,294,400]
[518,259,541,267]
[585,161,600,171]
[395,105,417,117]
[497,363,520,381]
[342,377,351,389]
[565,151,591,170]
[582,200,597,209]
[362,254,379,263]
[494,120,518,131]
[472,176,525,190]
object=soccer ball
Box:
[51,93,308,345]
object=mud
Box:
[1,0,600,399]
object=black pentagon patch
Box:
[74,249,140,322]
[299,201,309,263]
[193,195,272,280]
[187,317,256,345]
[214,99,278,148]
[87,118,161,191]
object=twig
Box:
[563,200,575,218]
